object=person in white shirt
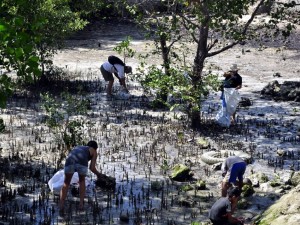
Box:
[100,56,132,97]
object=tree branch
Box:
[207,0,266,57]
[179,14,200,43]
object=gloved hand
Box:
[222,172,226,177]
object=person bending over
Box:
[59,141,102,212]
[209,186,244,225]
[221,155,247,197]
[100,55,132,97]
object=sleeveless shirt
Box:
[65,146,92,167]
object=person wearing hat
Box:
[209,186,244,225]
[221,155,247,197]
[222,64,242,124]
[59,141,102,212]
[100,56,132,97]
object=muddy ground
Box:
[0,18,300,225]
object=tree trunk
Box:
[190,24,209,129]
[160,34,170,76]
[192,25,208,83]
[191,110,201,130]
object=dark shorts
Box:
[228,162,246,183]
[100,65,114,81]
[64,164,88,176]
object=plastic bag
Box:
[224,88,241,115]
[216,88,241,127]
[48,169,92,195]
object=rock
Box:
[238,97,252,107]
[252,178,260,188]
[250,172,269,184]
[261,81,300,102]
[242,184,255,197]
[255,184,300,225]
[243,178,253,186]
[291,171,300,186]
[170,164,194,182]
[276,149,286,157]
[195,179,206,190]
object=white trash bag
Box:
[48,169,93,195]
[215,88,241,127]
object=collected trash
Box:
[48,169,93,195]
[216,88,241,127]
[95,173,116,191]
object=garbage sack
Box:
[224,88,241,115]
[216,88,241,127]
[48,169,93,195]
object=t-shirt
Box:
[223,73,242,88]
[102,61,125,79]
[65,146,91,167]
[221,156,244,173]
[209,197,232,223]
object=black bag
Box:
[108,56,125,66]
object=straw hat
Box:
[229,64,239,71]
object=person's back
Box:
[209,197,232,224]
[222,156,244,172]
[65,146,91,167]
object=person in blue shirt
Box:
[59,141,102,213]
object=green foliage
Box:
[0,0,95,107]
[40,91,90,148]
[160,159,170,173]
[242,184,255,197]
[260,173,269,183]
[126,0,298,128]
[195,179,206,190]
[191,222,201,225]
[113,36,136,64]
[180,184,193,192]
[0,15,42,81]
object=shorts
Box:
[64,164,88,176]
[100,65,114,81]
[223,162,246,183]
